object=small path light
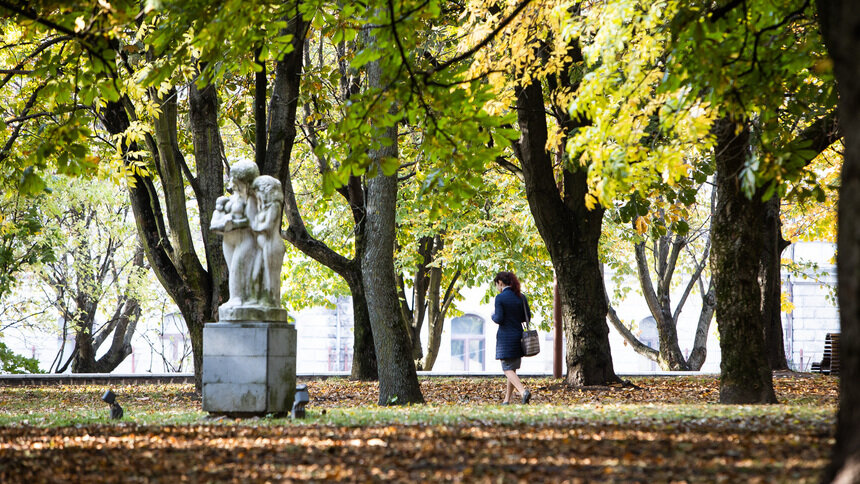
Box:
[101,389,124,420]
[292,384,309,419]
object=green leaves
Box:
[0,341,43,374]
[349,48,384,70]
[0,193,57,299]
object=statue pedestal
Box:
[202,322,296,416]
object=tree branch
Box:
[607,300,658,361]
[0,35,71,90]
[673,237,711,322]
[494,155,525,181]
[0,80,49,162]
[423,0,534,76]
[0,1,118,79]
[634,240,664,322]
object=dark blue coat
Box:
[492,287,531,360]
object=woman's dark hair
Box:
[493,271,521,295]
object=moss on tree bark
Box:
[710,117,777,404]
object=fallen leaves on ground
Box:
[0,374,838,483]
[306,373,838,407]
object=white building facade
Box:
[290,241,839,375]
[2,242,839,375]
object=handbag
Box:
[520,295,540,357]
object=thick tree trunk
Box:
[817,2,860,481]
[71,329,95,373]
[359,47,422,404]
[70,295,96,373]
[710,117,777,404]
[362,166,423,404]
[556,225,619,386]
[760,195,790,371]
[515,79,620,386]
[188,82,228,316]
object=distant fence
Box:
[0,370,720,386]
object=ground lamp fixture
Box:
[102,389,124,420]
[292,384,309,419]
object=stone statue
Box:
[251,175,286,307]
[211,161,287,322]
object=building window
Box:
[451,314,485,371]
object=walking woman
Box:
[492,271,532,404]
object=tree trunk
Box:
[188,81,229,317]
[710,116,777,404]
[71,333,95,373]
[760,195,790,371]
[346,270,378,380]
[688,281,716,371]
[515,78,620,386]
[266,18,378,380]
[817,2,860,481]
[607,300,660,361]
[634,241,690,370]
[362,167,423,404]
[89,248,146,373]
[398,233,458,372]
[92,298,140,373]
[360,50,423,405]
[280,173,378,380]
[63,222,142,374]
[759,112,839,375]
[416,265,458,371]
[421,310,445,371]
[68,290,140,375]
[99,99,214,391]
[409,236,434,361]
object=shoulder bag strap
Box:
[521,294,531,330]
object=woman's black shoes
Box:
[502,391,531,405]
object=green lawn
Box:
[0,375,838,482]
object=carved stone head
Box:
[229,161,260,190]
[252,175,284,206]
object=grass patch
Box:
[0,375,837,428]
[0,376,837,483]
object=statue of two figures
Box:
[210,161,287,322]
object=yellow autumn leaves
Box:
[458,0,717,211]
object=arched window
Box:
[451,314,485,371]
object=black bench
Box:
[811,333,840,375]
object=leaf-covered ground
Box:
[0,374,838,482]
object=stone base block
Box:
[218,306,289,323]
[202,322,296,416]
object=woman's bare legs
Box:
[503,370,526,398]
[504,380,514,403]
